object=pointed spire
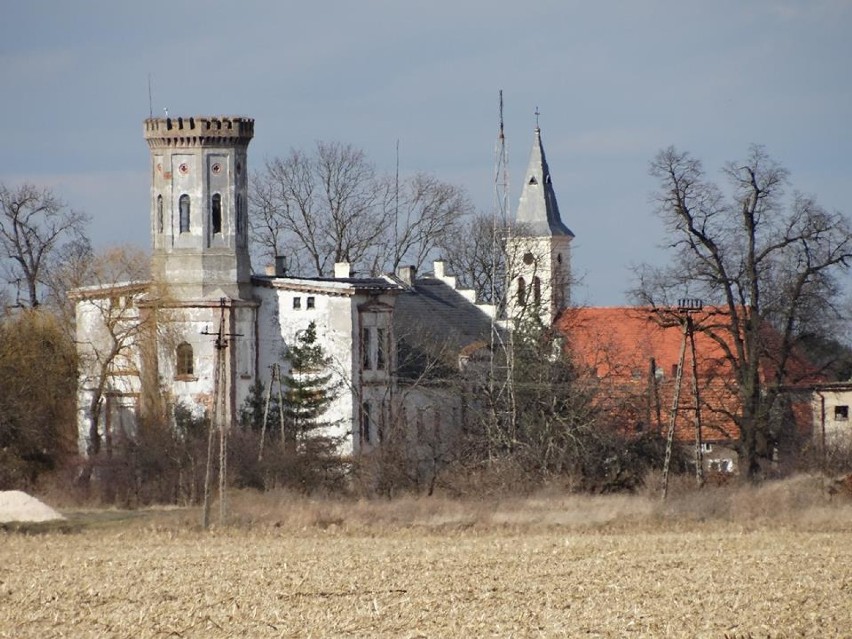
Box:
[515,125,573,237]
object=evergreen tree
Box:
[282,322,339,447]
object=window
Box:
[157,195,164,233]
[671,364,679,378]
[211,193,222,234]
[835,405,849,421]
[236,194,243,239]
[528,176,538,185]
[376,327,386,370]
[700,442,713,453]
[179,194,190,233]
[533,277,542,305]
[362,327,372,369]
[517,277,526,306]
[306,296,315,309]
[293,297,301,310]
[176,342,194,377]
[361,401,372,445]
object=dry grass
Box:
[2,476,851,637]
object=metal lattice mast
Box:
[488,90,516,457]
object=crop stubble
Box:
[1,519,849,638]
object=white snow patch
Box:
[0,491,65,523]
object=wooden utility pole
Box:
[201,298,242,529]
[660,299,704,501]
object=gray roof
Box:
[393,277,496,379]
[515,127,574,237]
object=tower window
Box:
[157,195,164,233]
[211,193,222,234]
[179,194,190,233]
[533,277,542,305]
[557,253,562,264]
[236,194,243,238]
[517,277,526,306]
[176,342,194,377]
[293,297,301,310]
[528,176,538,185]
[306,296,315,309]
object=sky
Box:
[2,1,851,306]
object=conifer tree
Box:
[282,321,339,447]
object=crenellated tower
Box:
[144,116,254,300]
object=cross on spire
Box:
[534,106,541,129]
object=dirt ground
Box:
[1,483,851,638]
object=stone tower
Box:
[505,125,574,325]
[144,116,254,300]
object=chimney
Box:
[433,260,446,279]
[274,255,287,277]
[334,262,352,278]
[397,265,416,285]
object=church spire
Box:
[515,125,573,237]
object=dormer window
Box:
[528,176,538,185]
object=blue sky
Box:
[2,1,850,305]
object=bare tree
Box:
[250,142,391,276]
[0,183,89,307]
[634,145,852,479]
[72,246,158,459]
[250,142,472,277]
[440,213,507,305]
[381,172,472,274]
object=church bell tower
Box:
[505,124,574,325]
[144,116,254,300]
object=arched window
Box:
[517,277,526,306]
[211,193,222,234]
[533,277,542,305]
[179,194,190,233]
[236,194,243,238]
[176,342,194,376]
[157,195,164,233]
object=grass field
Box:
[2,476,851,638]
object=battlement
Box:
[144,116,254,148]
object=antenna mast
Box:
[147,73,153,120]
[488,90,516,458]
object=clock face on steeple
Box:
[523,252,535,265]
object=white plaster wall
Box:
[813,390,852,448]
[75,292,146,454]
[255,285,358,454]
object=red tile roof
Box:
[556,307,818,443]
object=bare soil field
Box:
[1,477,851,638]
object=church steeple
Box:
[506,123,574,325]
[515,126,574,237]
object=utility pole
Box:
[660,298,704,501]
[201,298,243,529]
